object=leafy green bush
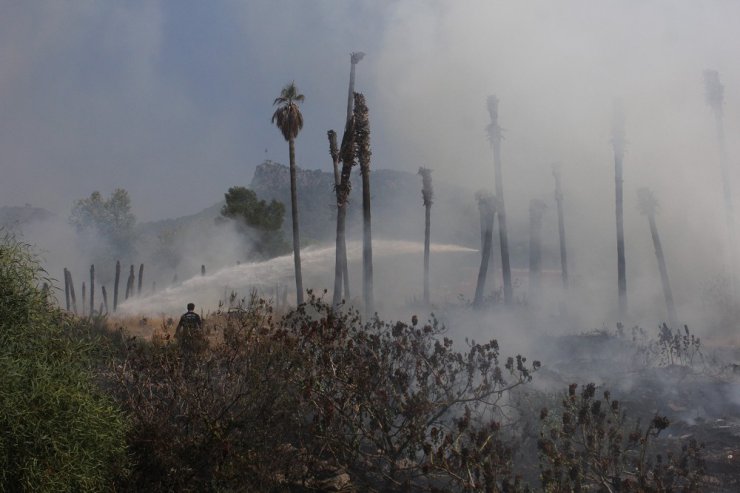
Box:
[0,234,128,492]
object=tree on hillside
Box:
[70,189,136,257]
[272,82,305,305]
[354,92,374,316]
[418,167,433,305]
[220,186,288,259]
[487,96,513,305]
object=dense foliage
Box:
[220,186,288,258]
[0,234,128,492]
[69,189,136,257]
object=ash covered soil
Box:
[535,331,740,491]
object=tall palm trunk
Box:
[528,200,547,304]
[419,167,433,305]
[328,130,350,303]
[354,92,373,315]
[487,96,512,304]
[612,103,627,319]
[89,264,95,315]
[552,164,569,289]
[704,70,735,291]
[331,127,355,306]
[67,269,77,314]
[289,137,304,305]
[638,188,678,328]
[63,268,71,311]
[474,192,495,309]
[113,260,120,312]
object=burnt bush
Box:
[538,383,705,492]
[107,291,540,492]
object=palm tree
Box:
[473,191,496,309]
[612,101,627,320]
[704,70,735,291]
[346,52,365,124]
[528,199,547,304]
[354,92,373,316]
[552,164,569,290]
[637,188,678,328]
[486,96,513,305]
[418,167,433,305]
[272,82,305,305]
[330,128,354,306]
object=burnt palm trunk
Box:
[528,200,547,304]
[67,269,77,314]
[101,285,109,314]
[82,282,86,316]
[552,164,569,289]
[328,130,350,303]
[419,167,433,305]
[125,265,135,300]
[638,188,678,328]
[346,53,365,125]
[89,264,95,315]
[63,268,71,311]
[354,92,373,315]
[612,103,627,319]
[704,70,735,290]
[487,96,512,304]
[473,192,496,309]
[137,263,144,296]
[113,260,120,312]
[289,137,304,305]
[333,117,356,307]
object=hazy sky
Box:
[2,0,739,232]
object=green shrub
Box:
[0,234,128,492]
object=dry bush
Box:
[538,383,705,492]
[106,290,540,492]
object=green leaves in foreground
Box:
[0,233,128,492]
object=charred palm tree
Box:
[66,269,77,314]
[113,260,120,312]
[346,52,365,124]
[552,164,569,290]
[612,101,627,320]
[473,192,496,309]
[328,130,351,301]
[528,200,547,304]
[637,188,678,328]
[272,82,305,305]
[330,127,355,306]
[486,96,513,305]
[418,167,434,305]
[89,264,95,315]
[704,70,735,289]
[354,92,373,315]
[63,268,71,311]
